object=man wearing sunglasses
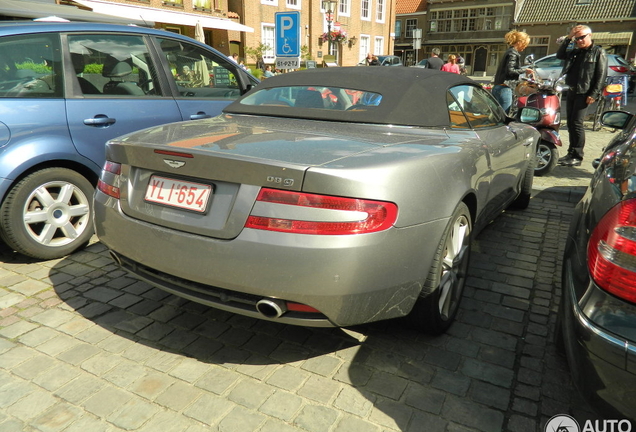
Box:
[556,24,607,167]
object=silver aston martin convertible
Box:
[94,67,540,334]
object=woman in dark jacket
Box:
[492,30,533,114]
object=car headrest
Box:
[70,53,85,74]
[102,59,133,78]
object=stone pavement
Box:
[0,109,633,431]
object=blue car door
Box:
[64,33,182,171]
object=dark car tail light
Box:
[609,65,629,74]
[588,199,636,304]
[245,188,398,235]
[97,161,121,199]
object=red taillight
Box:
[103,161,121,175]
[609,66,629,74]
[97,180,120,199]
[245,188,398,235]
[98,161,121,199]
[587,199,636,303]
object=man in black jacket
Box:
[556,24,607,166]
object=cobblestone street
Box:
[0,119,627,431]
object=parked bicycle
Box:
[592,75,628,131]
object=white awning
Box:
[592,32,632,46]
[0,0,148,25]
[73,0,253,33]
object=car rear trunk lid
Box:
[107,116,398,239]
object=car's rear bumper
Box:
[94,191,448,327]
[561,260,636,421]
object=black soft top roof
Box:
[224,66,478,128]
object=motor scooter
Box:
[514,64,567,176]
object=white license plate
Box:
[145,176,212,213]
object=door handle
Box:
[190,112,212,120]
[84,115,116,127]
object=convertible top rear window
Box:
[239,85,383,111]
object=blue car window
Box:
[0,34,62,98]
[160,38,242,100]
[68,34,162,97]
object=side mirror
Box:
[554,75,569,92]
[524,54,535,65]
[518,107,541,123]
[601,111,632,129]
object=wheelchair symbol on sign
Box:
[281,38,292,54]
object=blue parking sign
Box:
[275,11,300,58]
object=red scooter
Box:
[514,70,567,176]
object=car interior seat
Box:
[71,53,100,95]
[102,58,144,96]
[294,89,324,108]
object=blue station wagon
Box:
[0,21,258,259]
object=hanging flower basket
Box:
[320,30,348,44]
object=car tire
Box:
[0,168,94,260]
[406,202,472,335]
[509,153,535,210]
[534,140,558,176]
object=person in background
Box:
[425,48,444,70]
[492,30,533,114]
[369,55,380,66]
[441,54,460,74]
[556,24,607,166]
[228,53,238,63]
[263,65,275,78]
[239,59,248,71]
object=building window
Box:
[432,5,511,32]
[193,0,211,10]
[261,0,277,5]
[394,20,401,37]
[376,0,384,22]
[374,36,384,55]
[361,0,370,20]
[405,19,417,38]
[163,0,183,6]
[576,0,591,4]
[287,0,300,8]
[359,34,370,62]
[262,24,275,62]
[339,0,350,16]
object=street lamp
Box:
[322,0,337,56]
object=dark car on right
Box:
[557,110,636,422]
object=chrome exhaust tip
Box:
[255,299,287,319]
[109,251,123,267]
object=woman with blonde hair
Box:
[492,30,534,113]
[441,54,460,74]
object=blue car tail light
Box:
[588,198,636,304]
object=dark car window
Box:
[240,85,382,111]
[67,34,162,97]
[536,55,564,68]
[449,85,504,128]
[0,34,62,98]
[160,38,242,100]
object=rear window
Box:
[536,56,563,68]
[239,86,383,111]
[0,34,62,98]
[609,55,629,67]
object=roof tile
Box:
[516,0,636,23]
